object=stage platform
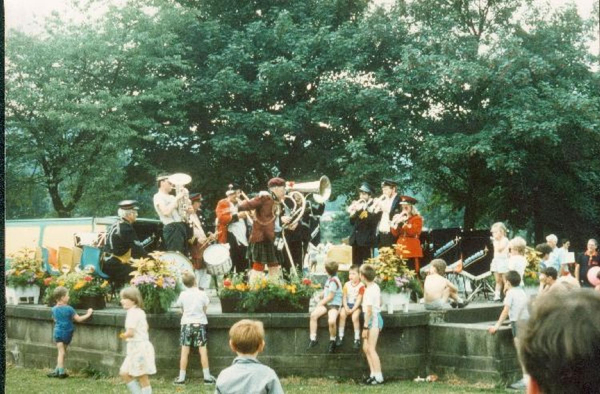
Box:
[6,299,521,384]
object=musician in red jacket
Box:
[215,184,250,274]
[391,196,423,273]
[237,177,290,283]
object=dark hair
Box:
[325,261,339,276]
[53,286,69,302]
[560,238,569,247]
[349,265,360,273]
[535,243,553,257]
[543,267,558,280]
[360,264,376,282]
[520,290,600,394]
[505,270,521,287]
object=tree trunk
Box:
[532,188,544,244]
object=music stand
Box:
[461,271,495,302]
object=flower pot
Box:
[220,296,242,313]
[382,291,410,314]
[75,295,106,310]
[6,285,40,305]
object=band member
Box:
[153,173,189,254]
[188,193,211,289]
[282,192,311,277]
[307,196,325,247]
[103,200,148,288]
[216,184,251,274]
[348,182,381,266]
[237,177,290,283]
[372,179,402,248]
[391,196,423,272]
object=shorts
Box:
[367,313,384,330]
[327,305,341,311]
[179,324,208,348]
[491,256,509,274]
[347,303,355,310]
[54,330,74,345]
[511,321,518,338]
[424,299,447,311]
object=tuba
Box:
[168,173,192,222]
[286,175,331,204]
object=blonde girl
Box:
[119,287,156,394]
[490,222,510,301]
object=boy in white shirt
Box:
[360,264,384,385]
[337,265,365,350]
[172,272,215,385]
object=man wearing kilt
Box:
[237,177,290,283]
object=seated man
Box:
[103,200,148,287]
[520,289,600,393]
[424,258,466,310]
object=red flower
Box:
[84,276,93,282]
[302,278,311,285]
[44,277,54,286]
[223,279,232,287]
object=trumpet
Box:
[346,199,367,215]
[370,194,388,213]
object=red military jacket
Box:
[215,198,234,244]
[391,214,423,258]
[238,192,279,243]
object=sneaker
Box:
[47,371,59,378]
[203,375,217,385]
[307,340,318,350]
[335,337,343,347]
[327,340,336,354]
[173,377,186,385]
[362,376,375,384]
[57,373,69,379]
[370,378,384,385]
[353,339,361,350]
[450,301,458,309]
[457,300,469,309]
[508,378,527,390]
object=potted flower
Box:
[367,246,421,313]
[43,269,110,309]
[219,274,320,313]
[524,247,542,296]
[5,248,46,305]
[129,252,180,314]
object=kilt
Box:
[247,241,281,266]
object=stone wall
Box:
[6,303,519,383]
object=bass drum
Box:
[203,244,232,276]
[160,251,194,283]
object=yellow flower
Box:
[58,281,65,286]
[156,277,164,288]
[73,281,86,290]
[101,281,109,288]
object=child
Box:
[47,286,93,378]
[490,222,510,301]
[508,236,527,285]
[423,258,466,310]
[488,270,530,390]
[119,287,156,394]
[360,264,384,385]
[215,319,283,394]
[172,272,215,385]
[337,265,365,350]
[307,260,343,353]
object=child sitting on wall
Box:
[423,258,466,310]
[337,265,365,350]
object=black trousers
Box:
[103,257,136,288]
[282,240,306,277]
[228,233,249,274]
[377,233,396,249]
[352,245,373,267]
[163,222,188,255]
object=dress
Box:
[120,307,156,377]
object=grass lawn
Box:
[5,364,510,393]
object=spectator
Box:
[575,239,599,287]
[519,289,600,394]
[545,234,563,272]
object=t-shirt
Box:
[52,305,76,332]
[508,255,527,284]
[174,287,210,325]
[125,307,149,342]
[324,276,343,306]
[362,283,381,314]
[504,287,529,322]
[153,192,181,225]
[343,281,365,305]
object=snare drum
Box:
[203,244,232,276]
[160,251,194,282]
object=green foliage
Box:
[43,271,110,307]
[5,248,46,288]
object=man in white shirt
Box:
[373,179,401,248]
[153,173,189,254]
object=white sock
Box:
[310,333,316,341]
[203,368,211,379]
[126,380,141,394]
[178,369,186,380]
[338,327,344,338]
[494,291,500,299]
[141,386,152,394]
[354,330,360,340]
[330,336,336,341]
[374,372,383,382]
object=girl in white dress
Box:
[119,287,156,394]
[490,222,510,301]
